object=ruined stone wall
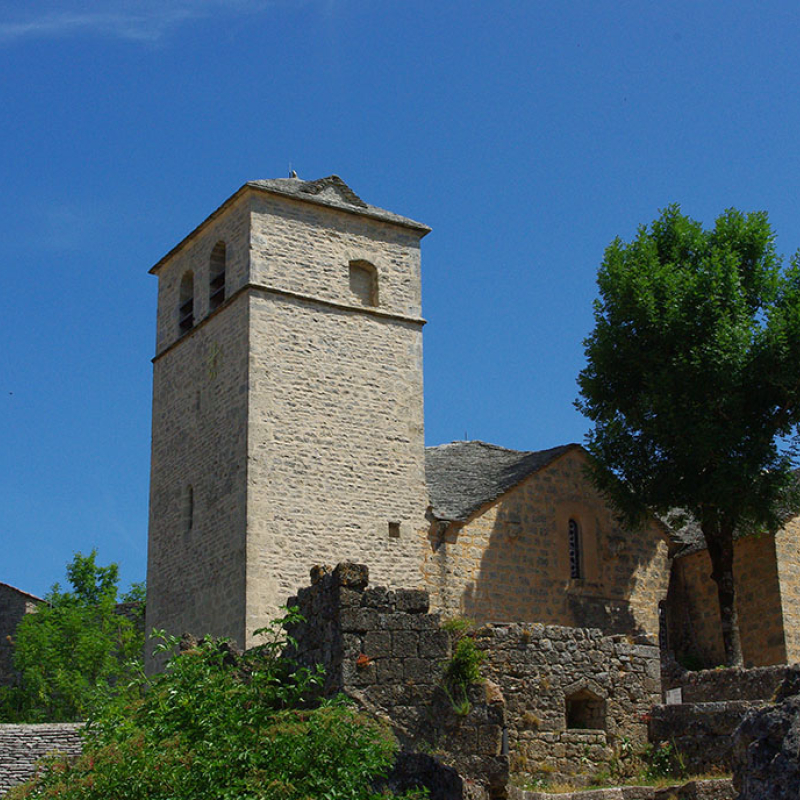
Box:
[476,624,661,782]
[664,664,789,703]
[287,564,661,791]
[287,563,508,798]
[775,518,800,663]
[422,449,670,639]
[668,534,786,669]
[0,585,40,687]
[0,723,83,796]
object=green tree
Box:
[8,614,423,800]
[0,551,144,722]
[577,205,800,666]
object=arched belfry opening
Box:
[179,271,195,335]
[565,688,606,730]
[209,241,226,312]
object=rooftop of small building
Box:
[425,440,580,523]
[150,174,429,274]
[0,581,43,603]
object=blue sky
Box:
[3,0,800,597]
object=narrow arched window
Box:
[568,518,582,579]
[184,485,194,533]
[179,271,194,335]
[349,260,378,307]
[209,241,226,312]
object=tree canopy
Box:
[0,551,144,722]
[577,205,800,666]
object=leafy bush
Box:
[8,610,421,800]
[0,551,144,722]
[441,621,484,715]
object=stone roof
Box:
[426,440,580,523]
[247,175,431,232]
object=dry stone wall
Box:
[475,624,660,783]
[0,724,83,796]
[286,563,508,799]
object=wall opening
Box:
[388,521,401,539]
[184,485,194,533]
[349,260,378,307]
[179,271,195,335]
[565,689,605,730]
[209,241,226,312]
[568,518,582,579]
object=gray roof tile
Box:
[426,440,579,522]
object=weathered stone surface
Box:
[732,667,800,800]
[0,724,84,796]
[146,180,430,667]
[649,700,768,773]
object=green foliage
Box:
[8,611,421,800]
[0,551,144,723]
[577,205,800,664]
[441,623,484,715]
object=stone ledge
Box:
[509,778,733,800]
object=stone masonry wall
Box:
[668,533,787,669]
[146,291,250,663]
[287,564,661,792]
[422,449,670,640]
[663,664,789,703]
[0,724,83,796]
[287,563,508,798]
[476,624,661,782]
[775,518,800,663]
[244,193,429,642]
[148,186,430,653]
[0,585,40,688]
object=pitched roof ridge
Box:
[0,581,44,602]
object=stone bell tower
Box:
[146,176,430,657]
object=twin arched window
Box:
[177,241,227,336]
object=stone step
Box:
[509,778,734,800]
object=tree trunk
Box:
[704,522,744,668]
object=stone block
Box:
[420,629,450,659]
[377,658,404,684]
[333,562,369,589]
[392,631,419,658]
[404,657,435,685]
[395,589,430,614]
[363,631,392,659]
[339,607,380,633]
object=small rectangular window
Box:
[388,521,401,539]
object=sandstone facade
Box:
[146,177,429,659]
[667,523,800,668]
[423,445,670,640]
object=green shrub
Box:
[0,551,144,723]
[441,629,484,715]
[8,610,420,800]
